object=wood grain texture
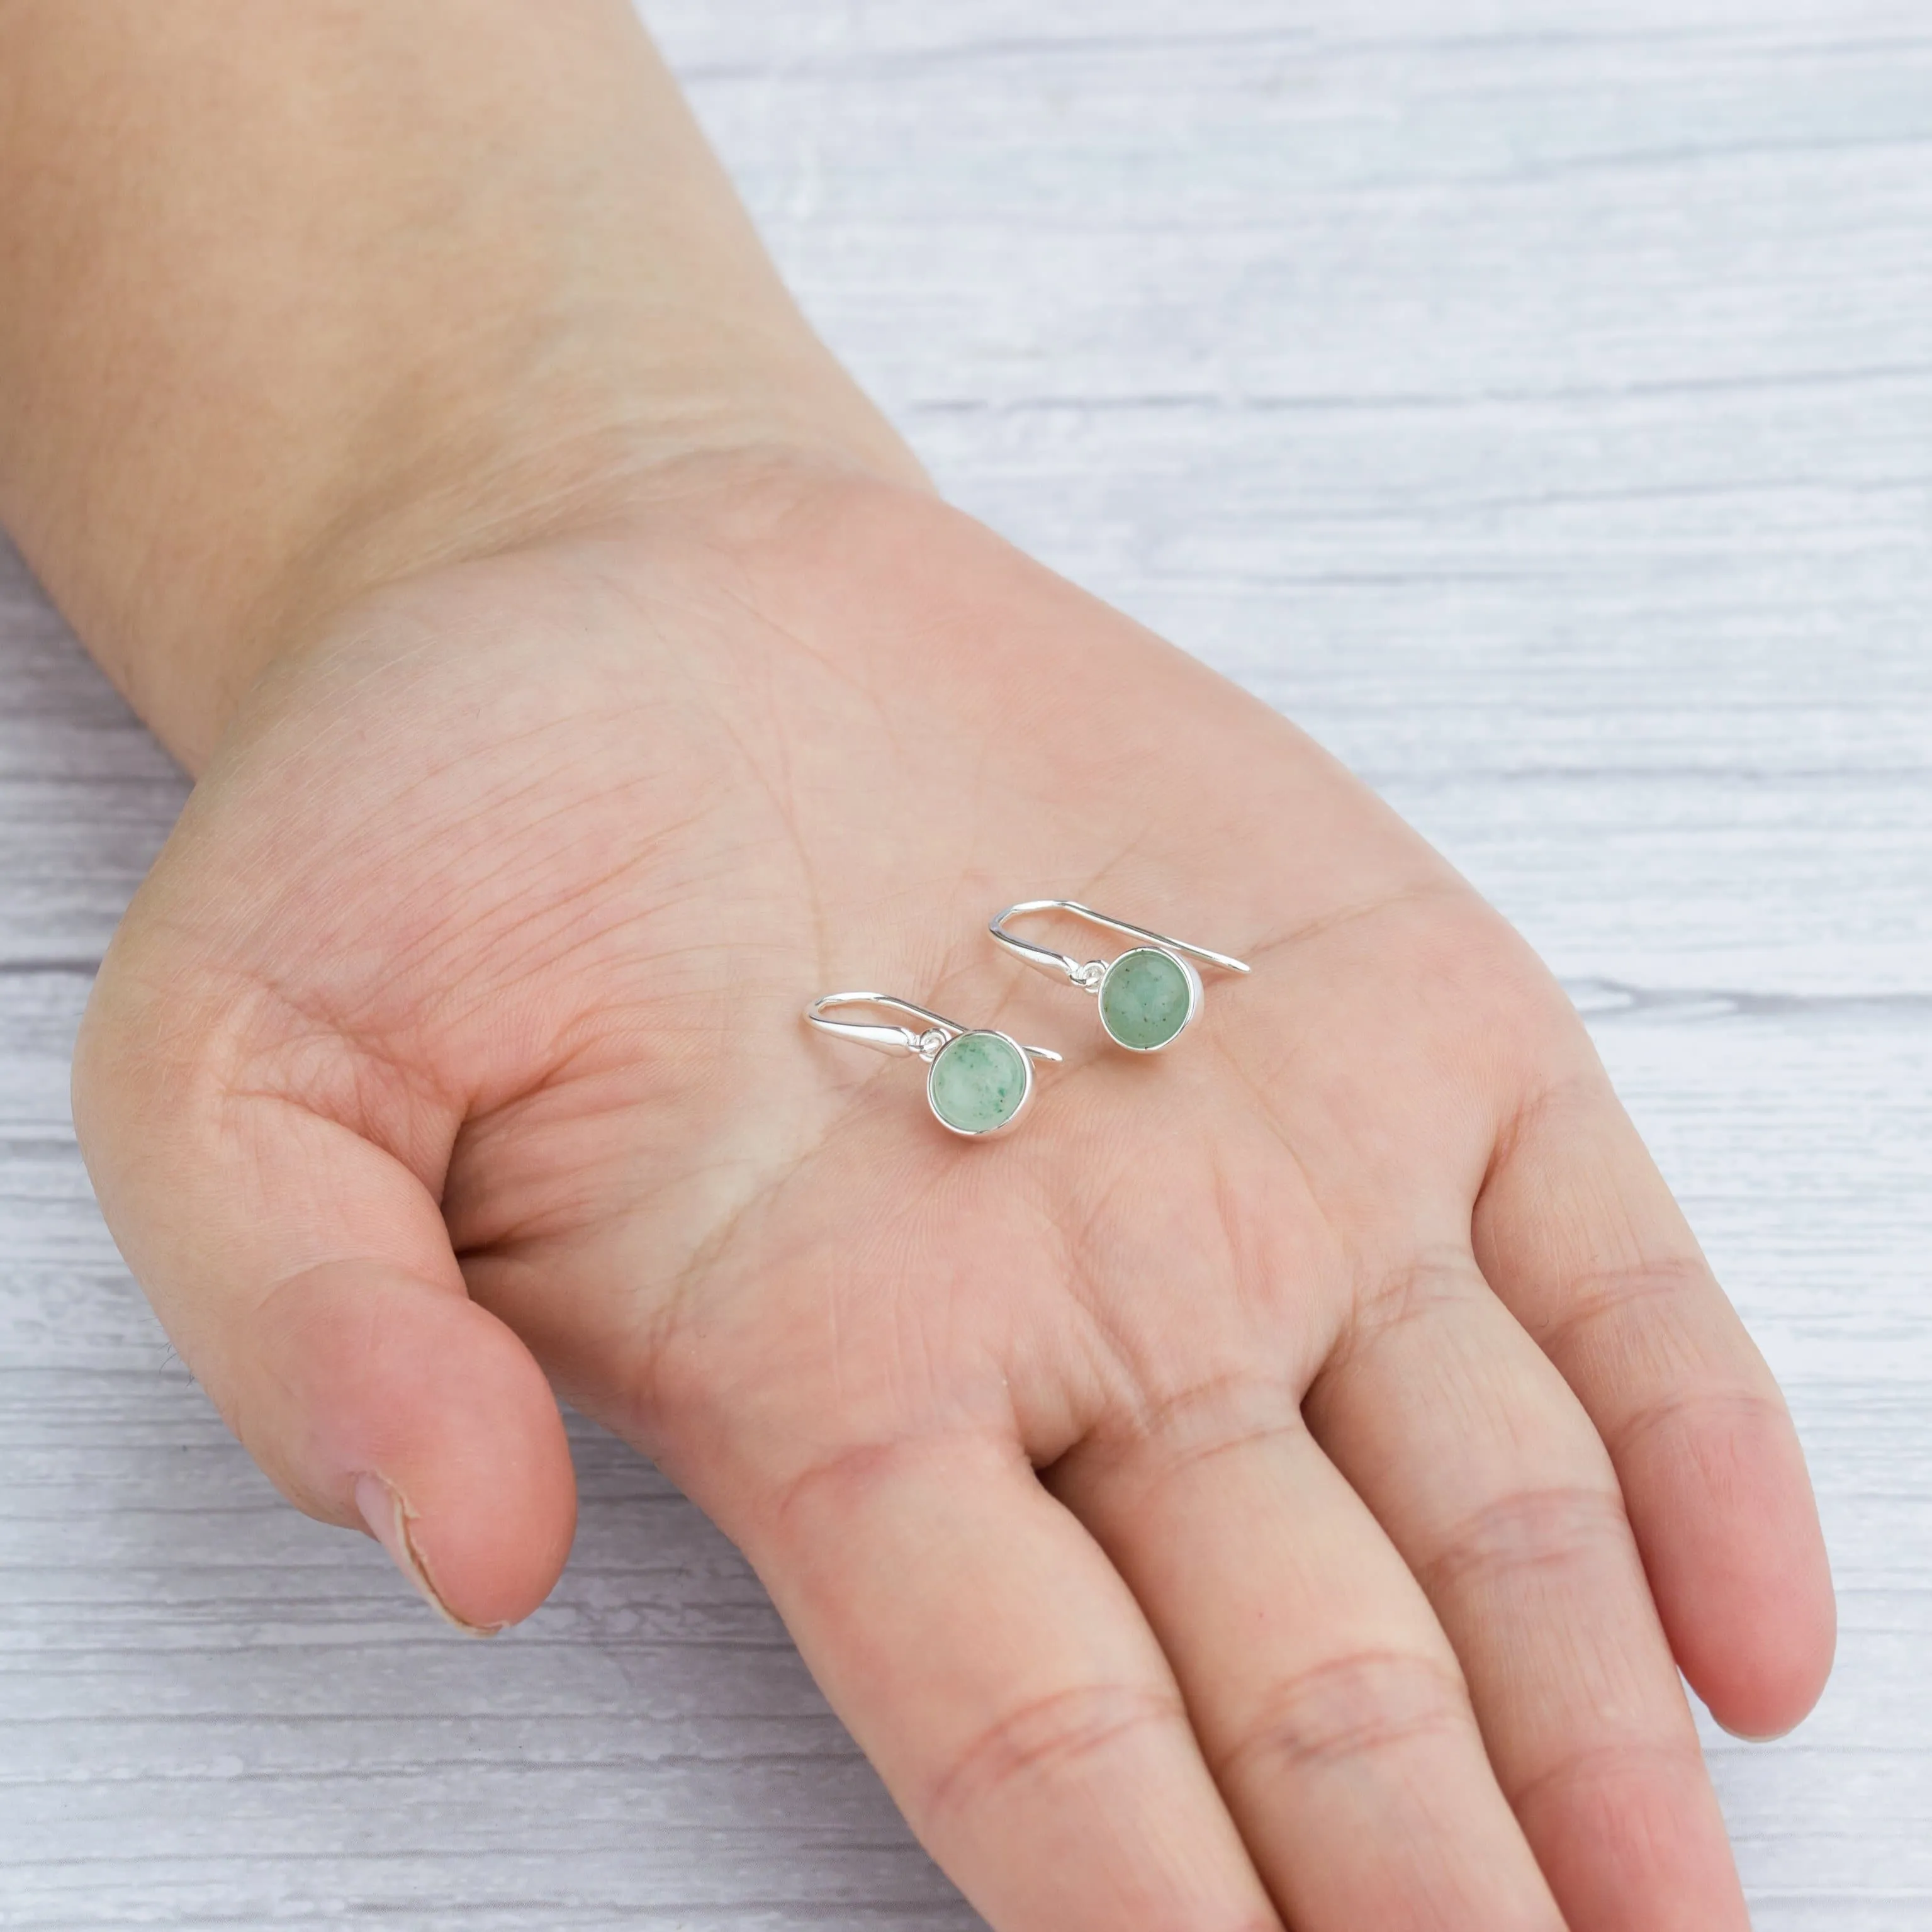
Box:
[2,1,1928,1924]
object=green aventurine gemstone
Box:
[1099,947,1194,1050]
[928,1030,1029,1135]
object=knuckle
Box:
[763,1431,935,1534]
[922,1679,1188,1830]
[1510,1735,1716,1870]
[1053,1368,1304,1509]
[1215,1647,1472,1785]
[1419,1482,1631,1600]
[729,1426,1015,1558]
[1534,1252,1717,1362]
[1610,1380,1792,1490]
[1338,1245,1485,1364]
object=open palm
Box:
[75,461,1833,1932]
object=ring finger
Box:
[1052,1379,1565,1931]
[1305,1250,1748,1932]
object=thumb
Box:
[72,969,576,1635]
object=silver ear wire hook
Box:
[804,993,1060,1137]
[803,992,1061,1065]
[987,900,1250,1052]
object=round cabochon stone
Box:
[1099,946,1193,1050]
[928,1030,1029,1135]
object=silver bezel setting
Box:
[1097,946,1204,1053]
[926,1028,1037,1138]
[803,994,1060,1139]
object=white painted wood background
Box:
[3,1,1928,1924]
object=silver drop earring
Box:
[804,992,1062,1137]
[989,900,1250,1052]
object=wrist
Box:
[0,0,924,773]
[40,295,921,777]
[240,371,926,757]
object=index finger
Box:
[727,1430,1283,1932]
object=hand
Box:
[73,457,1833,1931]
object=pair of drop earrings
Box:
[804,899,1251,1138]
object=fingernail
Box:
[353,1471,502,1637]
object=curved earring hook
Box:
[989,899,1251,989]
[804,992,1063,1065]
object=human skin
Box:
[0,6,1835,1930]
